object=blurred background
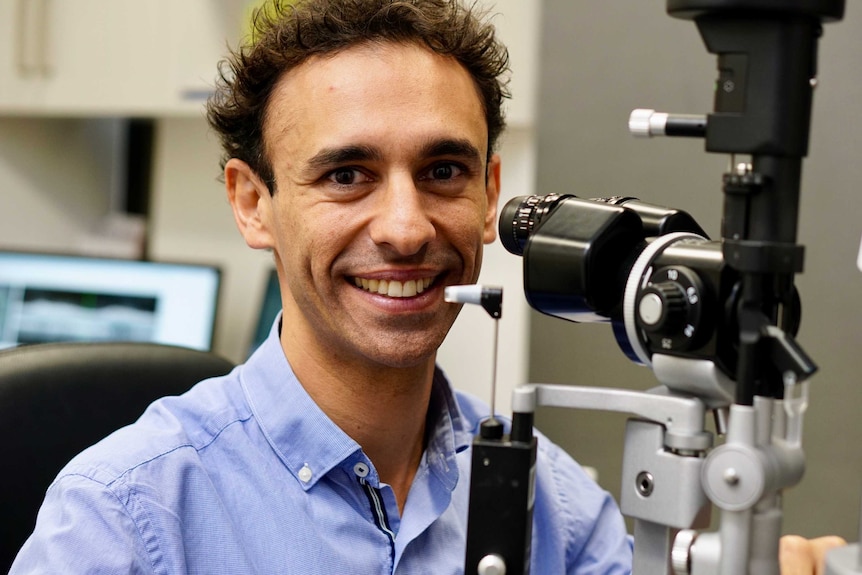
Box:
[0,0,858,541]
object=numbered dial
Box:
[638,282,687,332]
[636,266,707,352]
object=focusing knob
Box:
[638,282,687,333]
[635,265,708,352]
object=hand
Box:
[779,534,847,575]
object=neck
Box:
[282,331,435,515]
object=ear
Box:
[483,153,502,244]
[225,158,275,250]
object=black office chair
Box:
[0,341,235,571]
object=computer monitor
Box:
[0,251,221,351]
[248,268,281,357]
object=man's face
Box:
[245,41,499,370]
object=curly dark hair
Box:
[206,0,510,193]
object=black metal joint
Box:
[723,240,805,274]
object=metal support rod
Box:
[527,383,707,440]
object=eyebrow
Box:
[302,137,485,177]
[305,145,382,172]
[419,138,483,165]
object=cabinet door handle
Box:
[40,0,52,76]
[15,0,50,77]
[15,0,38,76]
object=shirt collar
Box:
[426,367,473,489]
[240,315,473,491]
[240,318,360,489]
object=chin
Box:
[375,356,433,370]
[361,332,446,370]
[369,346,437,369]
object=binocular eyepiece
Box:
[499,193,748,377]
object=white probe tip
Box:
[444,285,484,305]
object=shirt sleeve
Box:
[10,473,154,575]
[531,433,634,575]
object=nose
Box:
[368,176,436,256]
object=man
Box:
[10,0,843,573]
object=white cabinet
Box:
[0,0,537,121]
[0,0,245,116]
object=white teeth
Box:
[354,277,433,298]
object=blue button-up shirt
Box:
[11,323,632,574]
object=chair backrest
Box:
[0,341,235,571]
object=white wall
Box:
[0,118,121,253]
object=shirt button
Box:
[298,464,313,483]
[353,462,369,478]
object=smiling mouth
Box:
[352,277,434,298]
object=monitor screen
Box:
[248,268,281,357]
[0,251,221,351]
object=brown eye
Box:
[433,164,454,179]
[331,169,357,185]
[425,162,464,181]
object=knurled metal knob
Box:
[672,529,698,575]
[638,281,687,333]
